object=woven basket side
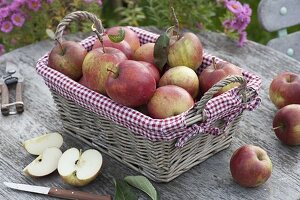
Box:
[51,90,241,182]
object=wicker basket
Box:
[36,11,262,182]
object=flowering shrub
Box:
[0,0,102,55]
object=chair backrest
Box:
[258,0,300,61]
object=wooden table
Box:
[1,28,300,200]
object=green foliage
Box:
[1,0,286,54]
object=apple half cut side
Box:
[57,148,103,187]
[22,132,63,156]
[23,147,62,177]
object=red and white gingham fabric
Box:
[36,27,262,147]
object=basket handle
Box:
[54,11,104,43]
[186,75,250,126]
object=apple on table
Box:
[48,41,87,81]
[273,104,300,145]
[230,145,272,188]
[269,71,300,109]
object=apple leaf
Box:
[108,28,125,43]
[154,32,170,72]
[124,176,160,200]
[114,179,138,200]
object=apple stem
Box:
[212,57,217,70]
[170,6,180,40]
[55,39,64,54]
[272,126,282,131]
[107,67,119,77]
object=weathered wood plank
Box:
[0,29,300,200]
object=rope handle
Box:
[54,11,104,43]
[185,75,257,126]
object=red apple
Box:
[106,26,140,52]
[105,60,156,107]
[137,61,160,84]
[147,85,194,119]
[230,145,272,188]
[159,66,199,98]
[78,76,88,87]
[93,35,134,59]
[167,32,203,71]
[133,43,155,65]
[269,72,300,109]
[198,59,242,96]
[82,47,127,95]
[48,41,87,81]
[273,104,300,145]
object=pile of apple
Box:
[22,132,103,186]
[48,26,243,119]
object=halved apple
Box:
[57,148,103,187]
[22,132,63,155]
[23,147,62,177]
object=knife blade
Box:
[4,182,111,200]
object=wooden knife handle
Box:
[48,188,112,200]
[15,82,24,113]
[1,84,9,116]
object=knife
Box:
[4,182,112,200]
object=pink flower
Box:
[27,0,41,12]
[0,44,6,56]
[97,0,103,5]
[11,13,25,27]
[1,20,13,33]
[225,0,243,14]
[47,0,54,3]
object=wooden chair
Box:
[258,0,300,61]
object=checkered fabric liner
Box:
[36,26,262,147]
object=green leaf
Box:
[124,176,160,200]
[108,28,125,43]
[114,179,138,200]
[154,33,170,72]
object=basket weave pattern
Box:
[36,11,262,182]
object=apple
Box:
[82,47,127,95]
[106,26,140,51]
[147,85,194,119]
[78,75,88,87]
[269,72,300,109]
[105,60,156,107]
[23,147,62,177]
[48,41,87,81]
[159,66,199,98]
[230,145,272,188]
[22,132,63,156]
[167,32,203,71]
[57,148,103,187]
[273,104,300,145]
[138,61,160,84]
[93,35,134,59]
[198,58,242,96]
[133,43,155,65]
